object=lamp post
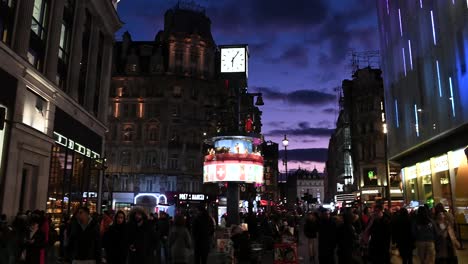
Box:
[383,124,391,209]
[282,135,289,202]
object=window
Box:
[173,86,182,97]
[146,179,153,192]
[187,159,195,169]
[147,125,159,141]
[171,105,180,117]
[0,0,16,45]
[122,126,134,141]
[169,154,178,169]
[122,104,137,118]
[145,104,160,119]
[31,0,48,39]
[145,151,158,167]
[175,51,183,73]
[58,0,74,89]
[121,151,131,165]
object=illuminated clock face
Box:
[220,47,247,73]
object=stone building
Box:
[106,4,262,210]
[0,0,122,218]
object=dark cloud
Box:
[267,121,286,127]
[266,122,334,137]
[256,87,335,106]
[301,139,317,143]
[279,148,328,162]
[322,108,335,114]
[268,44,309,67]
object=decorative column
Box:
[12,0,35,58]
[67,0,85,100]
[44,0,65,83]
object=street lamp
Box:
[282,134,289,176]
[282,135,289,202]
[383,124,391,209]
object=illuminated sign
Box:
[134,193,167,205]
[417,160,431,176]
[362,189,379,194]
[203,161,263,183]
[178,193,205,201]
[432,154,449,173]
[367,170,375,179]
[405,166,417,179]
[53,132,100,159]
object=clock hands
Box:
[231,51,240,67]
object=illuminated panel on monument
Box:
[203,135,264,183]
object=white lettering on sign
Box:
[178,193,205,201]
[432,155,449,173]
[417,160,431,176]
[53,131,100,159]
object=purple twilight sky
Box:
[115,0,380,173]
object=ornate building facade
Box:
[106,4,262,209]
[0,0,121,218]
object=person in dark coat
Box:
[304,212,319,264]
[337,210,360,264]
[230,225,251,264]
[158,212,171,264]
[22,215,46,264]
[318,207,337,264]
[127,207,152,264]
[392,208,414,264]
[67,207,101,263]
[103,210,128,264]
[367,204,392,264]
[192,205,214,264]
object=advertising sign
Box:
[203,161,263,183]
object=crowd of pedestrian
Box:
[0,205,215,264]
[302,202,462,264]
[0,202,463,264]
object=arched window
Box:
[148,125,159,141]
[123,126,134,141]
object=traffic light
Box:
[0,107,5,130]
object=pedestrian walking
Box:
[20,215,46,264]
[103,210,128,264]
[365,204,391,264]
[68,206,101,264]
[435,211,461,264]
[158,211,171,264]
[318,207,337,264]
[192,205,215,264]
[169,214,192,264]
[337,210,360,264]
[304,212,319,264]
[127,207,152,264]
[392,207,414,264]
[412,206,437,264]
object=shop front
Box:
[46,108,103,222]
[111,192,172,217]
[402,148,468,226]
